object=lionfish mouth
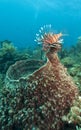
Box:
[50,39,63,48]
[49,42,62,50]
[42,37,63,51]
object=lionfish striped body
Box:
[35,25,63,51]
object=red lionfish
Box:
[35,25,67,51]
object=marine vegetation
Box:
[0,25,79,130]
[0,40,17,74]
[62,96,81,127]
[0,74,4,90]
[76,126,81,130]
[0,40,16,57]
[60,37,81,93]
[0,40,31,74]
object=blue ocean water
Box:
[0,0,81,49]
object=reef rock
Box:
[0,30,79,130]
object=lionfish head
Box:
[35,25,64,51]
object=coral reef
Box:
[5,59,45,88]
[0,40,17,74]
[0,40,16,57]
[62,96,81,127]
[76,126,81,130]
[61,57,75,68]
[0,30,79,130]
[32,45,45,61]
[59,36,81,94]
[0,74,4,91]
[68,64,81,93]
[0,40,31,74]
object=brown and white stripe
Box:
[39,32,63,45]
